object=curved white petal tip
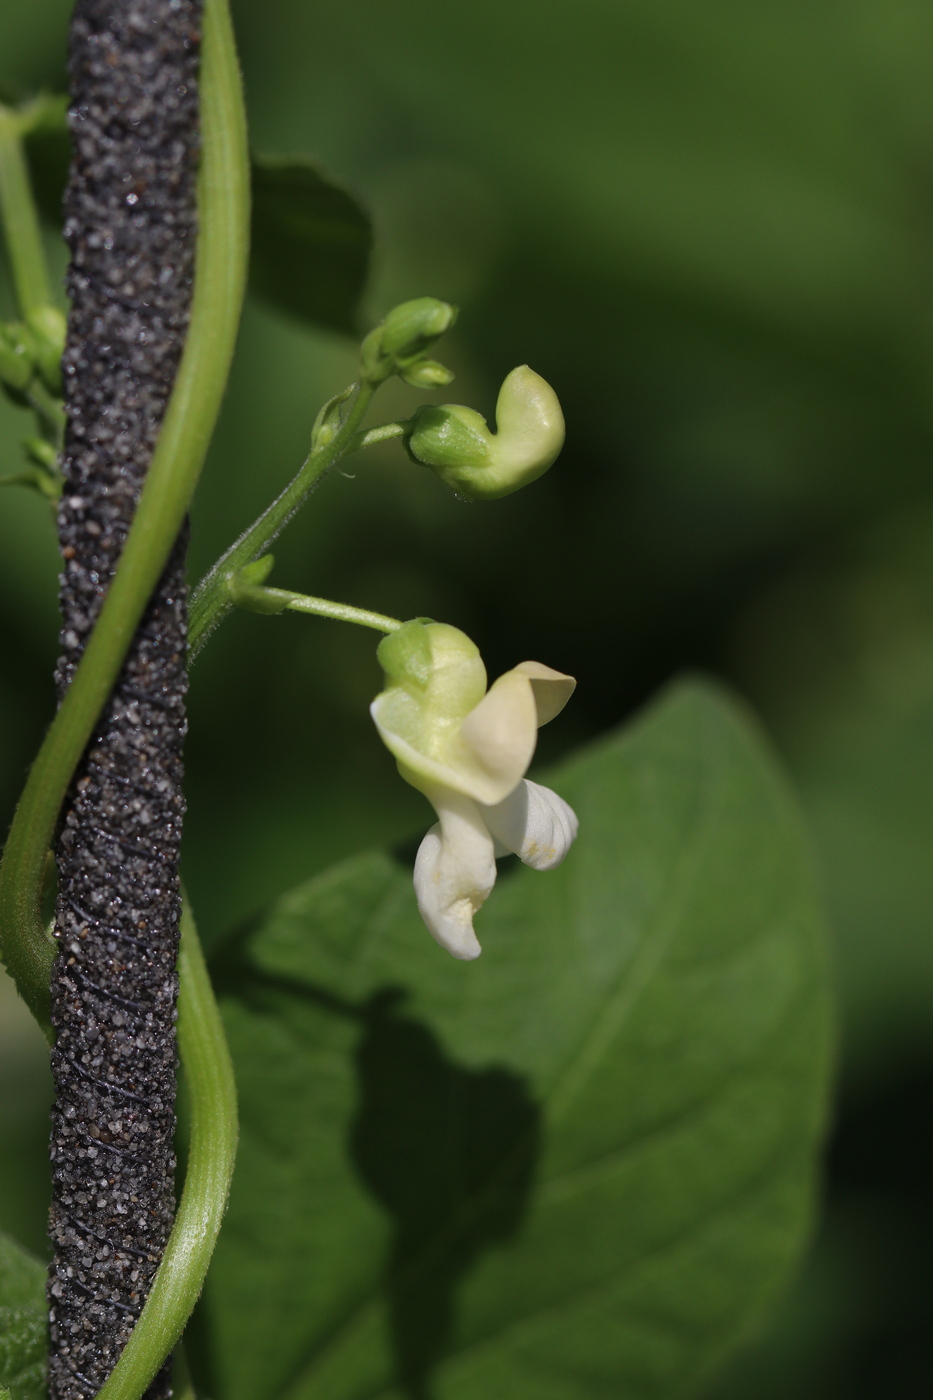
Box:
[413,814,496,959]
[480,778,579,871]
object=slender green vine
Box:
[0,4,247,1397]
[0,0,250,1034]
[94,895,238,1400]
[226,557,403,636]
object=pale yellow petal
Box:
[512,661,576,726]
[459,669,537,802]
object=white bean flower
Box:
[371,620,578,959]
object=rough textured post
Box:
[47,4,201,1399]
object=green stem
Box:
[95,895,238,1400]
[235,581,402,635]
[0,0,250,1034]
[286,592,401,632]
[346,419,411,452]
[0,105,52,319]
[188,381,376,654]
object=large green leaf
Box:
[250,155,372,335]
[199,679,832,1400]
[0,1231,46,1400]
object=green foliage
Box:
[19,126,372,338]
[250,155,372,335]
[197,681,831,1400]
[0,1231,46,1400]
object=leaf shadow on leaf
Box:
[210,947,541,1400]
[349,986,540,1400]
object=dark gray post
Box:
[47,4,201,1398]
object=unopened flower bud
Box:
[23,436,58,471]
[380,297,457,358]
[407,365,565,500]
[0,321,37,392]
[360,297,457,386]
[27,306,66,394]
[399,359,455,389]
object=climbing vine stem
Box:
[0,0,250,1033]
[94,894,238,1400]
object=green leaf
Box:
[21,126,372,337]
[0,1231,46,1400]
[199,679,832,1400]
[249,155,372,335]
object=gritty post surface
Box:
[48,4,201,1399]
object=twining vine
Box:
[0,0,246,1395]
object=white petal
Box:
[480,778,579,871]
[413,789,497,959]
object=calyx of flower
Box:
[371,621,578,959]
[406,365,565,500]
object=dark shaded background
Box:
[2,1,932,1394]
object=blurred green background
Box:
[2,0,933,1393]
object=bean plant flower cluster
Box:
[207,295,579,957]
[371,621,578,958]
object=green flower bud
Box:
[23,436,58,471]
[381,297,457,358]
[407,365,565,500]
[27,306,66,394]
[0,321,37,392]
[398,359,455,389]
[360,297,457,387]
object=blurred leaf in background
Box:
[0,1231,47,1400]
[2,0,933,1394]
[250,155,372,334]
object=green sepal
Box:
[406,403,492,473]
[228,555,290,615]
[310,384,355,452]
[376,618,434,690]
